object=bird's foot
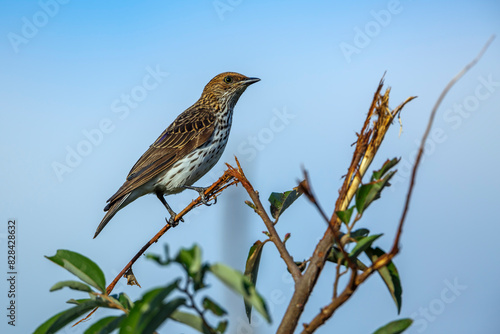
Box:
[156,192,184,226]
[166,212,184,227]
[183,185,216,206]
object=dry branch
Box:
[75,167,239,326]
[300,35,495,334]
[276,77,416,334]
[226,157,303,282]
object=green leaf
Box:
[268,188,302,220]
[336,206,355,225]
[146,244,171,266]
[170,310,214,334]
[243,240,266,322]
[66,298,91,305]
[202,297,227,317]
[176,245,202,275]
[371,158,400,182]
[372,318,413,334]
[49,280,93,293]
[145,253,165,265]
[366,247,403,313]
[45,249,106,293]
[84,315,125,334]
[327,247,368,270]
[349,234,383,260]
[355,171,396,214]
[120,281,183,334]
[34,299,110,334]
[143,298,186,334]
[209,263,271,323]
[349,228,370,241]
[216,320,228,333]
[118,292,134,311]
[245,200,257,211]
[175,245,207,290]
[107,294,130,312]
[107,293,133,311]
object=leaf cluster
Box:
[36,246,271,334]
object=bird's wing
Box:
[105,107,216,205]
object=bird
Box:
[94,72,260,238]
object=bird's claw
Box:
[199,192,212,206]
[184,185,216,206]
[200,191,218,206]
[166,214,183,227]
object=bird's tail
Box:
[94,193,131,238]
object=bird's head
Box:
[201,72,260,109]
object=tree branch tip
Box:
[233,155,245,173]
[297,179,311,198]
[379,71,386,85]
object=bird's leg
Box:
[183,185,217,206]
[156,193,184,226]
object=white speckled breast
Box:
[154,111,233,194]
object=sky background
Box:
[1,1,500,333]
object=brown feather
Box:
[105,107,216,206]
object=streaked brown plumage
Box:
[94,72,260,238]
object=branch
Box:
[277,77,416,334]
[298,171,353,269]
[74,167,239,326]
[226,157,303,282]
[179,279,217,334]
[301,269,357,334]
[390,34,495,255]
[107,169,237,293]
[300,35,495,334]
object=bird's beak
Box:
[242,77,261,86]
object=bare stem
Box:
[390,34,495,255]
[301,35,495,334]
[75,168,239,326]
[179,279,216,334]
[298,172,354,269]
[226,157,303,282]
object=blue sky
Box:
[1,1,500,333]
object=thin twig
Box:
[298,171,330,224]
[298,171,354,269]
[106,170,237,295]
[226,157,303,282]
[178,280,216,334]
[347,213,362,234]
[390,34,495,255]
[74,168,239,326]
[301,269,357,334]
[99,294,129,314]
[332,260,348,299]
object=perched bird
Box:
[94,72,260,238]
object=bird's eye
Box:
[224,76,232,83]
